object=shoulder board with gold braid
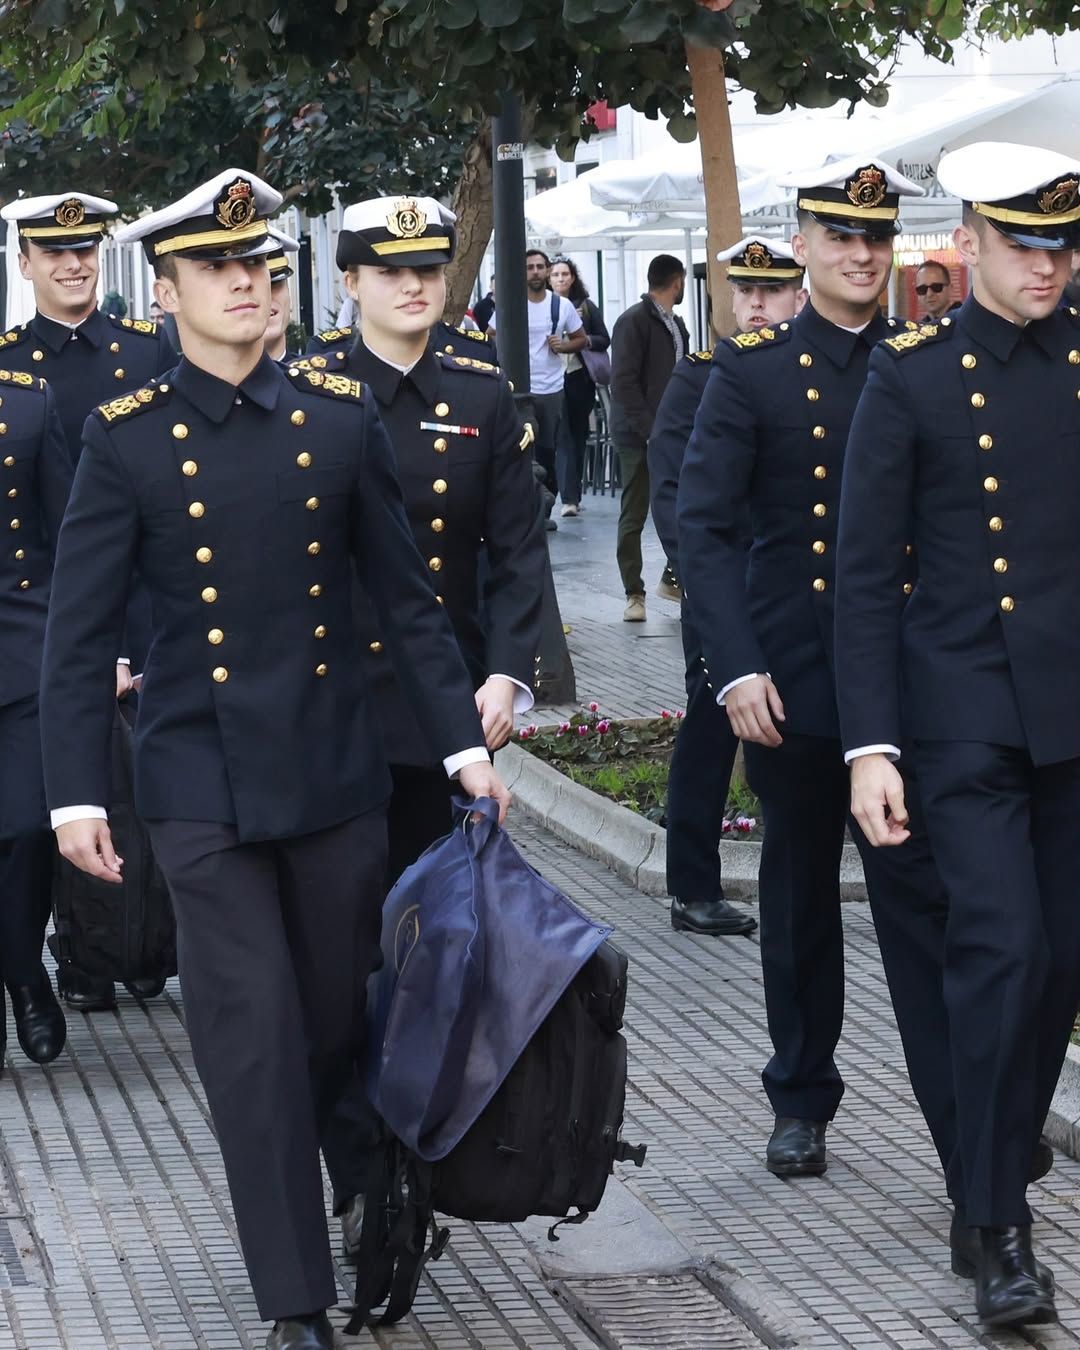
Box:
[881,320,952,357]
[724,324,791,354]
[454,325,491,343]
[312,326,355,348]
[95,383,167,425]
[438,352,500,377]
[0,368,45,393]
[686,348,714,364]
[886,317,921,332]
[287,366,364,401]
[114,315,158,336]
[0,325,29,352]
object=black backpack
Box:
[347,939,647,1331]
[50,705,177,985]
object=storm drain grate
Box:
[0,1217,34,1290]
[553,1273,771,1350]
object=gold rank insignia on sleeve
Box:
[0,368,35,387]
[95,383,163,423]
[883,323,947,355]
[118,317,157,335]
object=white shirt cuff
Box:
[117,657,131,666]
[717,672,769,707]
[52,805,108,829]
[844,744,902,765]
[490,673,534,715]
[443,747,490,778]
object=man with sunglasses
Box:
[914,259,960,321]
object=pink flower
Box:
[660,709,672,720]
[721,819,732,833]
[675,709,685,720]
[734,816,756,833]
[596,720,611,734]
[518,727,532,740]
[557,722,571,735]
[577,724,590,736]
[588,701,600,713]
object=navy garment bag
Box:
[368,796,611,1161]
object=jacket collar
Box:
[173,353,281,424]
[794,302,889,368]
[30,306,107,353]
[347,339,440,406]
[956,293,1059,361]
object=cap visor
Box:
[30,237,101,252]
[169,235,278,263]
[985,217,1077,251]
[806,210,899,240]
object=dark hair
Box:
[961,203,985,235]
[525,248,551,266]
[551,255,590,304]
[647,253,685,290]
[153,255,179,283]
[795,208,812,234]
[916,258,950,283]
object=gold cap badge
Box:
[55,198,86,228]
[744,241,772,270]
[846,166,887,210]
[386,198,428,240]
[1038,178,1080,217]
[215,178,257,231]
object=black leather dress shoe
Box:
[950,1210,1053,1292]
[340,1194,365,1260]
[671,896,757,937]
[8,969,66,1064]
[766,1117,827,1177]
[57,962,117,1013]
[266,1310,334,1349]
[973,1226,1057,1327]
[123,976,167,1001]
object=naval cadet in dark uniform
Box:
[677,159,956,1188]
[310,196,544,1254]
[0,190,177,1013]
[263,228,302,365]
[0,192,176,458]
[649,237,804,939]
[838,142,1080,1329]
[0,374,72,1068]
[306,314,498,368]
[319,195,544,879]
[39,168,510,1350]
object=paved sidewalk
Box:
[4,503,1080,1347]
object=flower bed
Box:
[517,703,763,837]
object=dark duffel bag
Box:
[348,938,646,1331]
[50,704,177,984]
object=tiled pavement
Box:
[3,499,1080,1347]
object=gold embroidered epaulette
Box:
[687,348,714,364]
[455,325,490,343]
[116,316,157,336]
[886,318,920,332]
[0,368,38,389]
[95,383,165,424]
[314,326,354,346]
[0,326,29,350]
[440,353,500,376]
[289,367,364,400]
[882,321,951,356]
[726,325,789,352]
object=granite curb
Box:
[496,740,869,902]
[1045,1043,1080,1162]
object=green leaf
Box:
[621,0,673,44]
[681,6,737,47]
[439,0,478,29]
[478,0,522,24]
[498,19,537,49]
[562,0,599,20]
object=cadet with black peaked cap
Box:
[650,236,804,941]
[838,142,1080,1330]
[38,167,508,1350]
[0,191,176,457]
[263,227,301,365]
[0,374,72,1070]
[312,195,545,1255]
[677,157,955,1190]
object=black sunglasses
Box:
[914,282,947,296]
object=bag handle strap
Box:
[451,793,501,852]
[550,290,560,335]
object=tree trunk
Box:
[444,104,537,325]
[444,121,494,324]
[685,41,742,343]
